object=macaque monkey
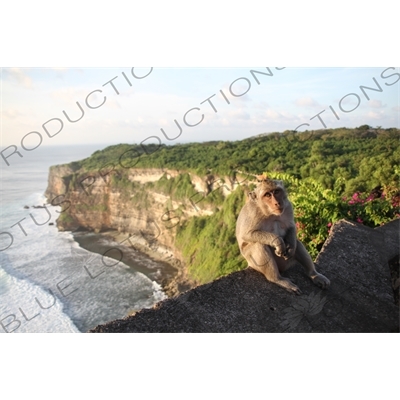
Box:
[236,178,330,294]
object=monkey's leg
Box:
[294,240,330,289]
[244,243,301,294]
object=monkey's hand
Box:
[284,243,296,259]
[271,236,286,258]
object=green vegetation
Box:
[176,186,248,282]
[267,171,400,258]
[58,212,75,225]
[152,173,198,202]
[75,203,108,212]
[61,126,399,283]
[65,126,399,198]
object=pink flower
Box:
[327,222,332,227]
[356,217,363,224]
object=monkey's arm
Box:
[237,203,286,257]
[241,229,286,257]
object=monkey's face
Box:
[258,182,287,215]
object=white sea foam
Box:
[0,268,79,333]
[1,208,168,332]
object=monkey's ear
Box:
[248,191,257,201]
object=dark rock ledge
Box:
[89,219,399,333]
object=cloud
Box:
[367,111,384,119]
[265,109,280,119]
[220,118,230,126]
[3,68,33,88]
[253,101,270,110]
[50,87,89,103]
[369,99,385,108]
[1,108,22,119]
[104,98,121,109]
[227,109,250,120]
[295,96,321,108]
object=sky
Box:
[1,67,399,154]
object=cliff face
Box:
[45,165,240,291]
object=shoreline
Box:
[72,229,195,298]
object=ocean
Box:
[0,145,167,333]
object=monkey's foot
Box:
[310,273,330,289]
[276,278,302,295]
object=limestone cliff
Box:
[46,165,233,235]
[45,164,242,294]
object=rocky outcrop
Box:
[45,165,241,245]
[89,219,399,333]
[48,168,192,245]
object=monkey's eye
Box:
[263,189,281,198]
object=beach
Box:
[73,229,194,299]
